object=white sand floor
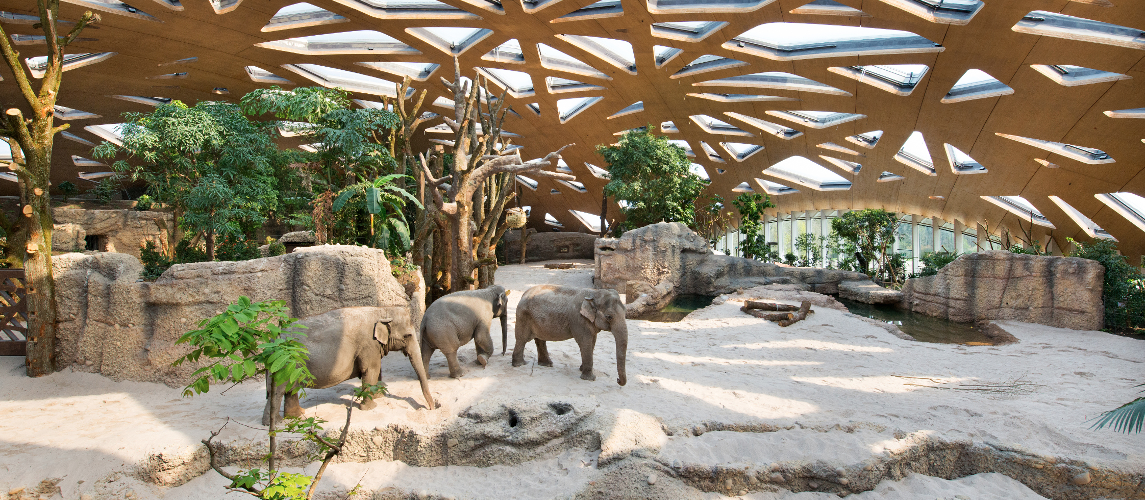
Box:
[0,259,1142,499]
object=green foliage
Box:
[175,239,209,264]
[793,233,822,267]
[329,174,421,256]
[1008,242,1050,255]
[267,237,287,257]
[598,128,707,230]
[57,181,78,201]
[140,241,173,281]
[731,193,776,261]
[1090,384,1144,434]
[917,251,957,278]
[832,209,900,283]
[134,194,154,211]
[93,177,118,204]
[691,195,736,249]
[1068,237,1145,333]
[783,252,797,266]
[215,233,261,262]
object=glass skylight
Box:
[847,130,882,149]
[72,155,106,167]
[817,142,861,157]
[942,69,1013,103]
[406,27,493,54]
[690,163,710,181]
[62,131,94,146]
[818,155,862,174]
[483,39,525,64]
[516,175,539,190]
[699,142,723,162]
[754,178,798,195]
[545,213,563,226]
[723,112,802,140]
[687,93,796,103]
[111,95,172,107]
[1030,64,1130,87]
[585,163,610,179]
[608,101,643,119]
[944,144,987,174]
[789,0,866,17]
[554,0,622,22]
[570,210,603,232]
[545,77,604,93]
[1104,108,1145,119]
[558,179,588,193]
[25,52,116,78]
[58,0,158,20]
[982,195,1054,228]
[557,96,603,123]
[653,45,683,68]
[995,133,1115,165]
[257,30,417,55]
[1049,196,1112,240]
[54,105,100,121]
[667,140,694,156]
[246,66,292,84]
[877,171,904,182]
[829,64,928,95]
[263,2,347,32]
[282,64,409,98]
[538,44,609,79]
[647,0,770,15]
[721,142,762,161]
[1014,11,1145,50]
[881,0,983,25]
[650,21,727,42]
[671,55,747,79]
[689,115,753,137]
[765,110,864,129]
[762,156,851,191]
[557,35,636,74]
[357,62,439,81]
[896,131,936,176]
[725,23,941,61]
[341,0,475,19]
[1095,192,1145,234]
[732,182,754,193]
[478,67,534,97]
[84,123,126,146]
[695,72,851,96]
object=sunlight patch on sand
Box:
[634,352,822,366]
[638,375,818,418]
[790,376,970,393]
[728,339,895,353]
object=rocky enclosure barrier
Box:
[52,245,424,386]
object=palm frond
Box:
[1090,384,1145,434]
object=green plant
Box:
[140,241,173,281]
[793,233,823,268]
[267,237,287,257]
[134,194,153,211]
[916,251,958,278]
[691,195,736,249]
[57,181,78,202]
[1008,242,1050,255]
[784,252,797,266]
[1068,237,1145,333]
[215,233,260,262]
[1090,383,1144,434]
[731,193,776,261]
[330,174,421,256]
[175,239,209,264]
[174,297,387,499]
[832,209,899,284]
[93,177,118,204]
[597,127,707,230]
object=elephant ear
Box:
[373,318,393,347]
[579,296,595,323]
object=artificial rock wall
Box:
[52,208,174,258]
[502,229,597,262]
[900,251,1104,331]
[53,245,423,386]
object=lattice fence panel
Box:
[0,270,27,356]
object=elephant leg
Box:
[359,365,380,411]
[284,391,304,418]
[473,325,493,367]
[262,374,284,426]
[421,340,435,378]
[577,334,598,381]
[511,322,532,367]
[535,339,553,367]
[445,348,465,379]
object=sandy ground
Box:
[1,259,1142,499]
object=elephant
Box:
[262,306,434,426]
[512,285,628,386]
[420,285,510,378]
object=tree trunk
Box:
[205,227,215,261]
[23,144,58,377]
[600,192,608,238]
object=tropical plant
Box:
[691,195,736,249]
[330,174,421,255]
[731,193,776,261]
[832,209,899,284]
[214,233,261,262]
[1068,237,1145,333]
[140,241,173,281]
[1090,383,1144,434]
[134,194,154,211]
[267,237,287,257]
[57,181,78,202]
[598,127,707,230]
[174,297,386,500]
[916,251,958,278]
[793,233,823,268]
[93,177,118,204]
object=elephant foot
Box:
[580,371,597,381]
[476,354,488,367]
[511,358,527,367]
[449,369,465,379]
[359,398,378,411]
[538,359,553,367]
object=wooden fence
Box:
[0,270,28,356]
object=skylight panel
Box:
[653,46,683,68]
[723,112,802,140]
[477,67,534,97]
[24,52,115,78]
[1030,64,1130,87]
[732,182,754,193]
[545,77,604,93]
[647,0,774,15]
[406,27,493,55]
[516,175,539,190]
[61,0,158,20]
[721,142,762,161]
[941,69,1013,103]
[1095,192,1145,234]
[62,131,95,146]
[847,130,882,149]
[754,178,798,195]
[763,156,851,191]
[111,95,172,107]
[557,35,636,75]
[558,180,588,193]
[880,0,983,25]
[263,2,347,32]
[77,171,116,183]
[553,0,623,22]
[687,93,797,103]
[944,144,986,174]
[54,105,100,121]
[982,196,1055,228]
[209,0,241,14]
[483,39,525,64]
[585,163,610,179]
[608,101,643,120]
[725,23,942,61]
[895,131,936,176]
[695,72,851,96]
[690,163,710,181]
[556,159,572,173]
[282,64,411,98]
[538,44,610,79]
[789,0,867,17]
[257,30,418,55]
[690,115,753,137]
[818,155,861,174]
[1104,108,1145,119]
[667,140,694,157]
[828,64,927,96]
[357,62,440,81]
[570,210,603,232]
[1014,11,1145,50]
[1049,196,1113,240]
[661,121,679,133]
[766,110,864,129]
[671,55,747,79]
[557,96,603,123]
[84,123,126,146]
[650,21,728,42]
[877,171,904,182]
[336,0,476,19]
[246,66,293,84]
[544,213,563,226]
[72,155,106,167]
[995,133,1115,165]
[699,142,723,162]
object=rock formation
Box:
[900,251,1104,330]
[52,245,423,386]
[502,229,597,262]
[51,208,173,258]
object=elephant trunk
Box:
[500,311,509,355]
[613,321,628,386]
[404,336,435,409]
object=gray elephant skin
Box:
[420,285,510,378]
[263,306,435,426]
[512,285,628,386]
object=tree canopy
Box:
[597,127,706,230]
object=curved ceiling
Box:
[0,0,1143,260]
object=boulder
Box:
[839,280,903,304]
[502,229,597,262]
[900,251,1104,330]
[52,208,173,258]
[53,245,422,386]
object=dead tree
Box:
[399,61,574,300]
[0,2,98,376]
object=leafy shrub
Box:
[266,236,286,257]
[140,241,174,281]
[731,193,775,260]
[134,194,153,211]
[215,233,261,262]
[175,239,209,264]
[57,181,78,202]
[917,251,958,278]
[1068,238,1144,333]
[598,127,707,230]
[93,177,118,204]
[784,252,797,266]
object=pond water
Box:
[836,297,998,345]
[633,294,716,322]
